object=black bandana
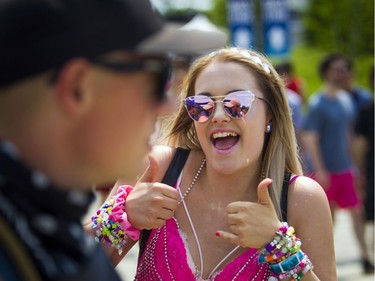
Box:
[0,142,121,281]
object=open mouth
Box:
[211,131,240,151]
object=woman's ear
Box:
[53,58,92,115]
[265,119,273,133]
[266,123,272,133]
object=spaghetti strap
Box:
[280,173,299,222]
[280,172,291,222]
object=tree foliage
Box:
[161,0,229,29]
[206,0,228,28]
[304,0,374,57]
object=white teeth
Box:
[212,132,238,139]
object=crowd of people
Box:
[0,1,373,281]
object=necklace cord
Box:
[178,159,206,204]
[177,158,240,279]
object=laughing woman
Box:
[90,48,337,280]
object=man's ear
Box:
[53,58,92,115]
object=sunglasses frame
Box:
[48,57,171,103]
[184,90,268,122]
[92,57,171,103]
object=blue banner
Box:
[262,0,290,57]
[228,0,254,49]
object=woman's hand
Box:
[125,155,179,230]
[216,178,282,249]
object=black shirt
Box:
[356,101,374,176]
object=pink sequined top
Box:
[134,217,271,281]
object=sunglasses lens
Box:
[184,92,254,122]
[185,96,214,122]
[223,92,252,118]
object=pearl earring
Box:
[266,124,272,133]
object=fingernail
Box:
[215,231,220,237]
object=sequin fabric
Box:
[135,218,271,281]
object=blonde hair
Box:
[160,47,302,218]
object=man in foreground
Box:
[0,0,224,280]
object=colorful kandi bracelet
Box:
[91,185,140,255]
[258,222,313,280]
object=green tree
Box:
[161,0,228,30]
[304,0,374,58]
[206,0,228,28]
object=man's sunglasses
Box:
[93,58,170,103]
[49,57,170,103]
[184,91,267,122]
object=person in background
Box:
[302,53,374,274]
[326,53,374,273]
[89,47,336,280]
[275,64,304,145]
[275,63,308,176]
[334,54,373,113]
[332,53,373,206]
[353,65,374,268]
[274,62,305,103]
[0,0,222,280]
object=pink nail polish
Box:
[215,231,220,237]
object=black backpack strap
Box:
[280,172,291,222]
[138,148,190,261]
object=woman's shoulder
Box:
[288,175,327,200]
[287,176,330,221]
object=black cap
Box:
[0,0,227,87]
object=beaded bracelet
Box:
[258,222,300,264]
[270,250,304,274]
[259,223,314,280]
[91,185,140,255]
[277,254,314,281]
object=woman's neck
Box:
[201,161,261,202]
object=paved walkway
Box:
[333,210,374,281]
[115,210,374,280]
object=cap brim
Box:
[137,21,227,56]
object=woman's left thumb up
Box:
[257,178,273,206]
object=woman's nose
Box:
[211,102,231,123]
